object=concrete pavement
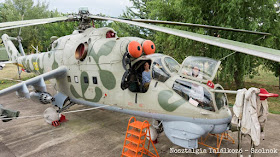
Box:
[0,85,279,157]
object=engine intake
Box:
[75,43,88,61]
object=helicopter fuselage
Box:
[15,27,232,148]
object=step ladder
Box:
[121,117,159,157]
[198,131,235,156]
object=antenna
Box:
[18,14,25,56]
[31,45,40,54]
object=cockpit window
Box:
[172,79,215,111]
[180,56,221,81]
[215,87,228,110]
[152,58,170,82]
[164,57,180,73]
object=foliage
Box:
[0,0,109,53]
[112,0,279,88]
[0,0,279,88]
[0,0,58,53]
[109,0,154,39]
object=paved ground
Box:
[0,85,280,157]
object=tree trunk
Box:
[279,64,280,89]
[234,53,244,89]
[234,70,244,89]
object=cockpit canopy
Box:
[179,56,221,82]
[123,54,227,112]
[151,55,180,82]
[163,57,180,73]
[173,79,215,111]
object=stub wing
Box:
[0,61,15,64]
[0,66,67,98]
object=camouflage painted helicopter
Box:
[0,7,280,149]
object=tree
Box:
[113,0,279,88]
[260,3,280,88]
[110,0,155,39]
[0,0,54,53]
[0,0,108,53]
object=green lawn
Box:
[0,47,9,61]
[225,68,280,114]
[0,64,36,90]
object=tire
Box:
[0,66,3,70]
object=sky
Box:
[0,0,132,17]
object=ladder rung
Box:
[122,150,142,157]
[127,129,146,137]
[126,135,145,144]
[129,121,150,129]
[122,117,159,157]
[124,142,144,152]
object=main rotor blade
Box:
[90,15,280,62]
[0,17,68,31]
[128,19,271,36]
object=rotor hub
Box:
[67,7,92,30]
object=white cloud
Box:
[0,0,132,16]
[47,0,131,16]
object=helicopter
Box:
[0,7,280,149]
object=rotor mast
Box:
[67,7,92,31]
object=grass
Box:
[0,64,36,90]
[0,47,9,61]
[0,80,18,89]
[0,64,35,80]
[224,67,280,114]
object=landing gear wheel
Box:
[147,126,158,142]
[155,120,164,134]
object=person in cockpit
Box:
[188,65,204,103]
[191,65,203,79]
[142,62,151,91]
[182,64,203,79]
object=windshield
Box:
[180,56,220,81]
[164,57,180,73]
[172,79,215,111]
[215,87,228,110]
[152,58,170,82]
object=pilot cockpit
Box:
[152,58,170,82]
[173,56,223,112]
[121,54,226,112]
[179,56,221,82]
[122,54,180,93]
[163,57,180,73]
[173,79,215,111]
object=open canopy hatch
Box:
[179,56,221,82]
